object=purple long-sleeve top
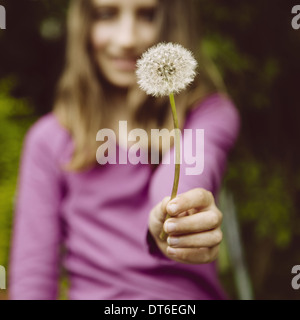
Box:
[9,93,240,300]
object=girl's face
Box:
[90,0,160,88]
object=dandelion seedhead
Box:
[136,43,198,241]
[136,42,198,97]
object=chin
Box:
[110,76,137,88]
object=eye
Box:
[93,7,118,21]
[138,8,157,22]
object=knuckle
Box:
[196,188,214,206]
[177,249,188,261]
[218,208,223,224]
[175,218,186,233]
[210,211,220,228]
[163,196,170,205]
[150,206,157,219]
[214,230,223,245]
[210,246,220,262]
[164,196,171,202]
[200,248,211,264]
[207,190,213,202]
[161,196,170,210]
[196,188,205,200]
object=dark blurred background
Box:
[0,0,299,300]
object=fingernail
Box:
[165,222,176,233]
[167,247,177,256]
[167,236,179,246]
[167,203,178,214]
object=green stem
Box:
[159,92,180,241]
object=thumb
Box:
[149,196,171,238]
[158,196,171,223]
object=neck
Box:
[104,84,129,107]
[103,82,146,117]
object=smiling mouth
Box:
[111,57,138,71]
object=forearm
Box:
[9,119,64,299]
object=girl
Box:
[9,0,240,299]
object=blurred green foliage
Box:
[198,0,300,299]
[0,78,36,267]
[0,0,299,299]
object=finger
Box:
[166,188,214,217]
[167,228,223,248]
[166,245,220,264]
[177,208,198,217]
[163,209,222,235]
[151,196,171,224]
[149,196,171,240]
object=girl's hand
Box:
[148,188,223,264]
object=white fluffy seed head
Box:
[136,42,198,97]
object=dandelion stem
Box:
[159,92,180,241]
[169,92,180,199]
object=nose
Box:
[115,14,137,50]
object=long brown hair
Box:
[53,0,226,171]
